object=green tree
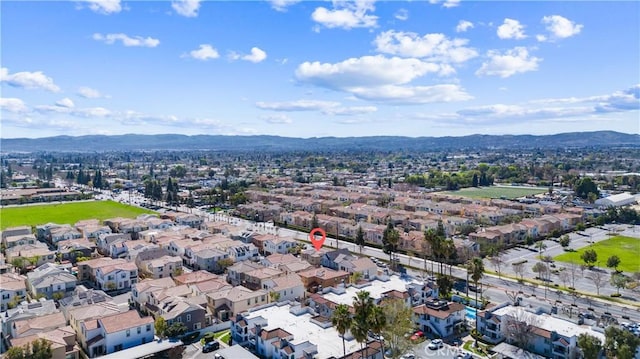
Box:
[331,304,352,358]
[6,338,52,359]
[577,333,602,359]
[604,326,640,359]
[611,273,629,295]
[467,257,484,346]
[382,222,399,265]
[217,258,234,273]
[436,275,453,299]
[269,291,281,303]
[165,322,187,338]
[311,213,319,229]
[355,226,365,253]
[606,255,621,272]
[581,249,598,268]
[381,298,414,359]
[559,235,571,248]
[574,177,600,200]
[369,305,387,356]
[352,291,374,351]
[155,316,168,338]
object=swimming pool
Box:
[465,306,477,320]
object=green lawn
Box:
[0,200,156,229]
[213,329,230,344]
[444,186,548,199]
[554,236,640,273]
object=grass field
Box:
[0,201,156,229]
[554,236,640,273]
[444,186,548,199]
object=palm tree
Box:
[535,241,547,258]
[332,304,352,358]
[468,257,485,346]
[369,305,386,355]
[441,239,456,277]
[352,291,374,351]
[424,228,438,276]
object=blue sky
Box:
[1,0,638,139]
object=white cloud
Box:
[311,0,378,30]
[322,106,378,115]
[536,34,547,42]
[394,9,408,21]
[476,47,541,78]
[171,0,201,17]
[0,98,28,113]
[0,67,61,92]
[373,30,477,63]
[56,98,75,108]
[349,84,472,104]
[295,55,469,104]
[540,15,583,41]
[81,0,122,14]
[268,0,300,12]
[296,55,449,90]
[456,20,473,33]
[497,18,527,39]
[184,44,220,61]
[77,86,104,98]
[262,114,293,124]
[237,47,268,63]
[256,100,340,111]
[428,0,460,8]
[92,33,160,47]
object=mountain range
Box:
[2,131,638,153]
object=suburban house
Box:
[152,296,208,332]
[173,270,219,286]
[26,263,77,300]
[0,272,27,311]
[94,261,138,292]
[2,226,32,244]
[297,268,350,292]
[191,247,229,273]
[321,248,352,270]
[477,304,605,359]
[7,311,67,344]
[131,277,175,311]
[79,310,154,358]
[206,285,268,321]
[50,225,83,244]
[56,238,96,263]
[3,233,37,249]
[138,255,183,279]
[0,299,58,353]
[5,242,56,268]
[96,233,131,256]
[412,299,465,339]
[262,273,305,302]
[9,325,79,359]
[227,261,264,286]
[262,236,298,256]
[243,267,284,291]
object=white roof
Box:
[492,305,605,341]
[322,275,417,306]
[244,304,360,359]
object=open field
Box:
[0,200,155,229]
[554,236,640,273]
[444,186,548,199]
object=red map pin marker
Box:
[309,228,326,251]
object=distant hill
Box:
[2,131,638,153]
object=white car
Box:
[454,353,472,359]
[428,339,444,350]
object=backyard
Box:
[554,236,640,273]
[0,200,155,229]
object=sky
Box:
[1,0,639,139]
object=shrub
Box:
[202,332,215,343]
[610,293,622,297]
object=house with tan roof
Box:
[139,255,182,279]
[412,299,465,339]
[0,272,27,311]
[297,268,350,292]
[50,225,83,244]
[5,242,56,268]
[1,226,32,242]
[9,311,67,340]
[189,278,232,296]
[3,233,37,249]
[80,309,154,358]
[131,277,176,311]
[206,285,268,321]
[9,325,79,359]
[243,267,284,291]
[173,270,218,286]
[26,263,77,300]
[227,261,264,286]
[262,273,304,302]
[94,261,138,292]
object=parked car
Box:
[410,330,424,341]
[202,340,220,353]
[454,353,472,359]
[428,339,444,350]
